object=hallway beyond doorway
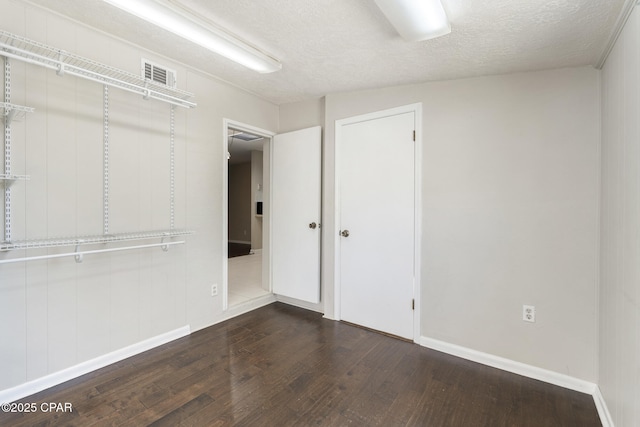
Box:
[228,250,269,306]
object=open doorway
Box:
[223,121,274,309]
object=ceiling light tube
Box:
[102,0,282,73]
[374,0,451,42]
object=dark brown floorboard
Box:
[0,303,601,426]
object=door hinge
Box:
[413,130,416,141]
[412,299,415,310]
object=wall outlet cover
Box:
[523,305,535,322]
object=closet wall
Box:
[0,1,278,391]
[600,4,640,425]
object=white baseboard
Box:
[418,336,597,394]
[276,294,324,313]
[592,386,615,427]
[420,336,616,426]
[0,325,191,404]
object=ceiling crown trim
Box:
[596,0,638,69]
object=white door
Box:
[272,126,322,303]
[338,110,416,339]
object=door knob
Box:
[309,222,317,229]
[341,229,350,237]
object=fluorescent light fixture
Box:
[374,0,451,42]
[102,0,282,73]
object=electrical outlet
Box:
[523,305,535,323]
[211,284,218,297]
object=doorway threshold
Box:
[223,294,277,321]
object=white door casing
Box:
[335,104,422,340]
[272,126,322,303]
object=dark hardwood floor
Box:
[0,303,601,426]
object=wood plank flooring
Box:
[0,303,601,426]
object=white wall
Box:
[600,4,640,426]
[0,1,278,392]
[279,97,325,134]
[251,150,263,250]
[316,67,600,381]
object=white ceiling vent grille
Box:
[142,59,176,88]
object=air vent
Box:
[142,59,176,88]
[231,132,263,142]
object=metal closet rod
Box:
[0,229,193,251]
[0,240,185,264]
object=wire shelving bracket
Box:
[1,101,34,124]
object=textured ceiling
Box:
[23,0,626,105]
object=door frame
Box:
[333,103,423,342]
[222,119,276,311]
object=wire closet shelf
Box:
[0,229,193,251]
[0,30,196,108]
[0,30,196,263]
[0,229,194,264]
